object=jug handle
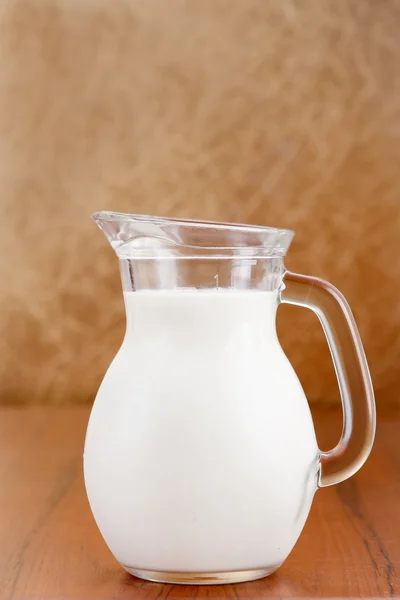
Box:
[280,271,376,487]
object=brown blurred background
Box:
[0,0,398,406]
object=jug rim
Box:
[92,211,294,258]
[92,211,293,236]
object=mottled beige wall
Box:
[0,0,399,405]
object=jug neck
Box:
[122,288,280,342]
[92,212,293,292]
[119,257,285,293]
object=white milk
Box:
[84,290,319,574]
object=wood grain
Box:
[0,407,399,599]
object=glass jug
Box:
[84,212,376,585]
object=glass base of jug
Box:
[124,565,280,585]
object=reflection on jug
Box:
[84,212,376,585]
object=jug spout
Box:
[92,211,171,257]
[92,211,294,260]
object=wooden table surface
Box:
[1,406,399,599]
